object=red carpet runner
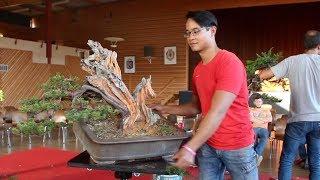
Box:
[0,147,308,180]
[0,147,153,180]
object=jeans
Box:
[197,143,258,180]
[278,121,320,180]
[253,127,270,156]
[298,143,307,160]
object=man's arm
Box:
[172,90,236,168]
[258,68,275,80]
[259,57,291,80]
[183,90,236,152]
[149,94,201,117]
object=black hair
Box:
[304,30,320,50]
[249,93,262,108]
[186,11,218,28]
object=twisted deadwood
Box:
[74,40,160,130]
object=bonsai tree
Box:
[261,93,282,103]
[13,74,81,136]
[0,90,4,123]
[246,48,282,91]
[71,40,181,139]
[0,90,4,102]
[155,166,188,180]
[42,73,80,103]
[165,166,188,176]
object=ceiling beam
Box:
[11,7,29,12]
[44,0,69,10]
[83,0,100,5]
[20,4,45,12]
[0,0,41,8]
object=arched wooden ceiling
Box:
[0,0,119,16]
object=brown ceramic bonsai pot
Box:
[73,121,190,164]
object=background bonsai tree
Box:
[0,89,4,112]
[246,48,282,92]
[13,74,81,136]
[246,48,287,104]
[0,90,4,102]
[65,96,120,124]
[261,93,282,103]
[0,90,4,123]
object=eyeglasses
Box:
[184,27,209,38]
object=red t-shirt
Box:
[192,49,254,150]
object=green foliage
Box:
[0,89,4,102]
[11,127,21,135]
[17,74,81,136]
[13,119,40,135]
[71,97,90,109]
[96,105,120,118]
[16,119,38,135]
[66,104,120,123]
[44,90,68,100]
[246,48,282,80]
[42,119,56,132]
[13,119,56,135]
[42,74,80,100]
[261,93,282,103]
[20,97,61,114]
[246,48,282,91]
[159,124,175,136]
[37,123,47,135]
[165,166,188,176]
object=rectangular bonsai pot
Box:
[73,121,190,164]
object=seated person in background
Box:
[249,93,272,165]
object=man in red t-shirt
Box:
[150,11,257,180]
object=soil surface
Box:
[86,117,181,140]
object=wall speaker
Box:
[144,46,153,57]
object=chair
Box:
[269,115,287,158]
[177,91,199,132]
[1,106,21,149]
[178,91,193,105]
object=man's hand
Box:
[148,96,200,117]
[148,104,166,114]
[259,68,275,80]
[172,148,195,169]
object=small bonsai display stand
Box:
[68,151,169,180]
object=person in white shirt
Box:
[259,30,320,180]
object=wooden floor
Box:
[0,127,309,178]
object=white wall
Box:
[0,37,89,65]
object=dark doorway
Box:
[188,47,201,90]
[188,2,320,89]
